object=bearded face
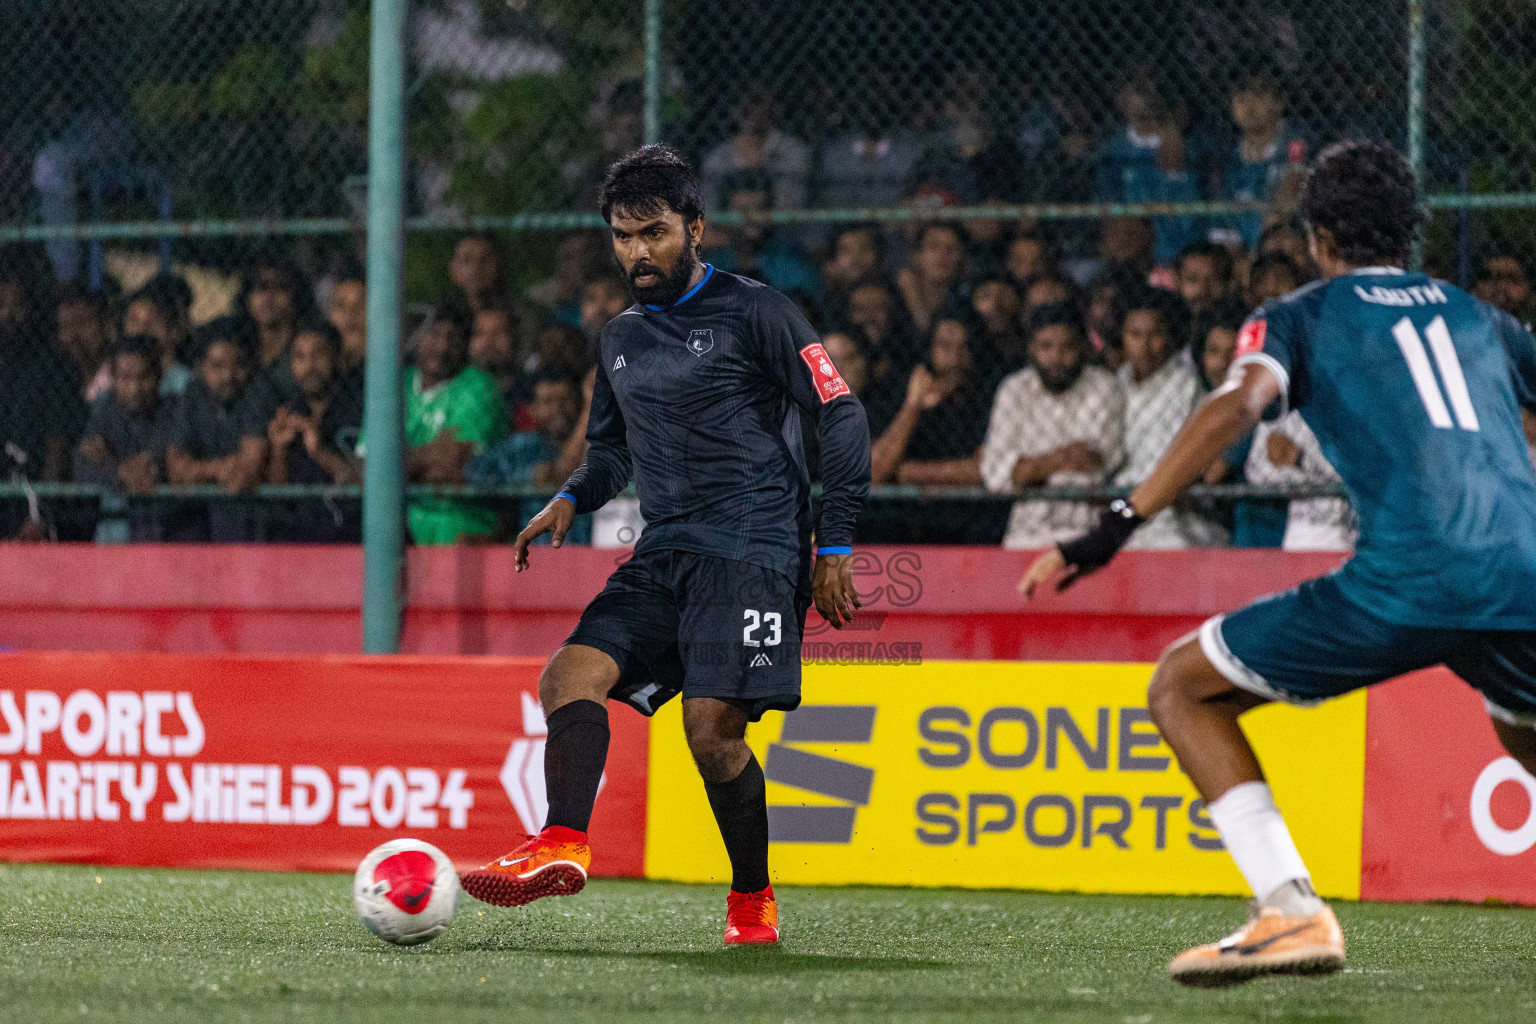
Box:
[609,206,705,308]
[1030,323,1087,395]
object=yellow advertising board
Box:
[644,661,1365,898]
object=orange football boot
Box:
[460,826,591,907]
[1168,904,1345,987]
[723,886,779,945]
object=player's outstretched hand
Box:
[812,552,862,629]
[513,496,576,572]
[1019,500,1146,599]
[1018,546,1068,600]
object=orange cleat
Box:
[1168,904,1345,987]
[460,826,592,908]
[723,886,779,945]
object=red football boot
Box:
[723,886,779,945]
[459,826,591,908]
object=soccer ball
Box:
[353,839,460,946]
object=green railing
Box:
[0,482,1350,503]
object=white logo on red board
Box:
[1470,756,1536,856]
[799,342,851,403]
[0,688,475,828]
[1236,319,1267,358]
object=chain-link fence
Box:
[1,0,1533,549]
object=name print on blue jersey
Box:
[1353,279,1448,307]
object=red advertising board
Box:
[0,652,648,876]
[1362,667,1536,904]
[5,549,1536,907]
[0,544,1345,662]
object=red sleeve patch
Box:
[1236,319,1267,358]
[799,342,851,403]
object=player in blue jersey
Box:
[1021,140,1536,986]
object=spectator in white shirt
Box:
[1245,411,1357,551]
[982,303,1125,549]
[1115,287,1227,548]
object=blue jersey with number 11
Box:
[1235,267,1536,630]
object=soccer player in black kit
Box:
[460,146,871,944]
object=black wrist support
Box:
[1056,499,1145,580]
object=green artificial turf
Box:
[1,863,1532,1023]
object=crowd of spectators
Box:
[4,64,1536,550]
[0,234,611,547]
[3,208,1529,551]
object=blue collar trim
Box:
[645,263,714,311]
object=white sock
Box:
[1206,781,1323,913]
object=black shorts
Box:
[565,547,811,721]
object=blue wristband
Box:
[554,491,577,506]
[815,546,852,556]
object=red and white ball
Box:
[353,839,459,945]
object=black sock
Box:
[703,754,770,893]
[542,699,610,833]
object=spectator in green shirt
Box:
[361,301,509,544]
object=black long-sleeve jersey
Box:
[559,266,871,585]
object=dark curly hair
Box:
[1300,140,1426,266]
[1121,284,1190,345]
[108,333,162,371]
[598,144,704,225]
[1176,240,1235,284]
[425,299,474,344]
[192,314,257,364]
[1027,300,1086,341]
[293,317,344,358]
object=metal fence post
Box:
[1408,0,1427,270]
[643,0,662,145]
[362,0,409,654]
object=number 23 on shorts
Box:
[742,609,782,648]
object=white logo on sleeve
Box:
[612,354,626,371]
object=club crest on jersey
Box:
[1236,319,1267,357]
[798,342,851,403]
[686,329,714,356]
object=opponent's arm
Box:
[513,360,631,571]
[1020,363,1281,597]
[754,290,871,627]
